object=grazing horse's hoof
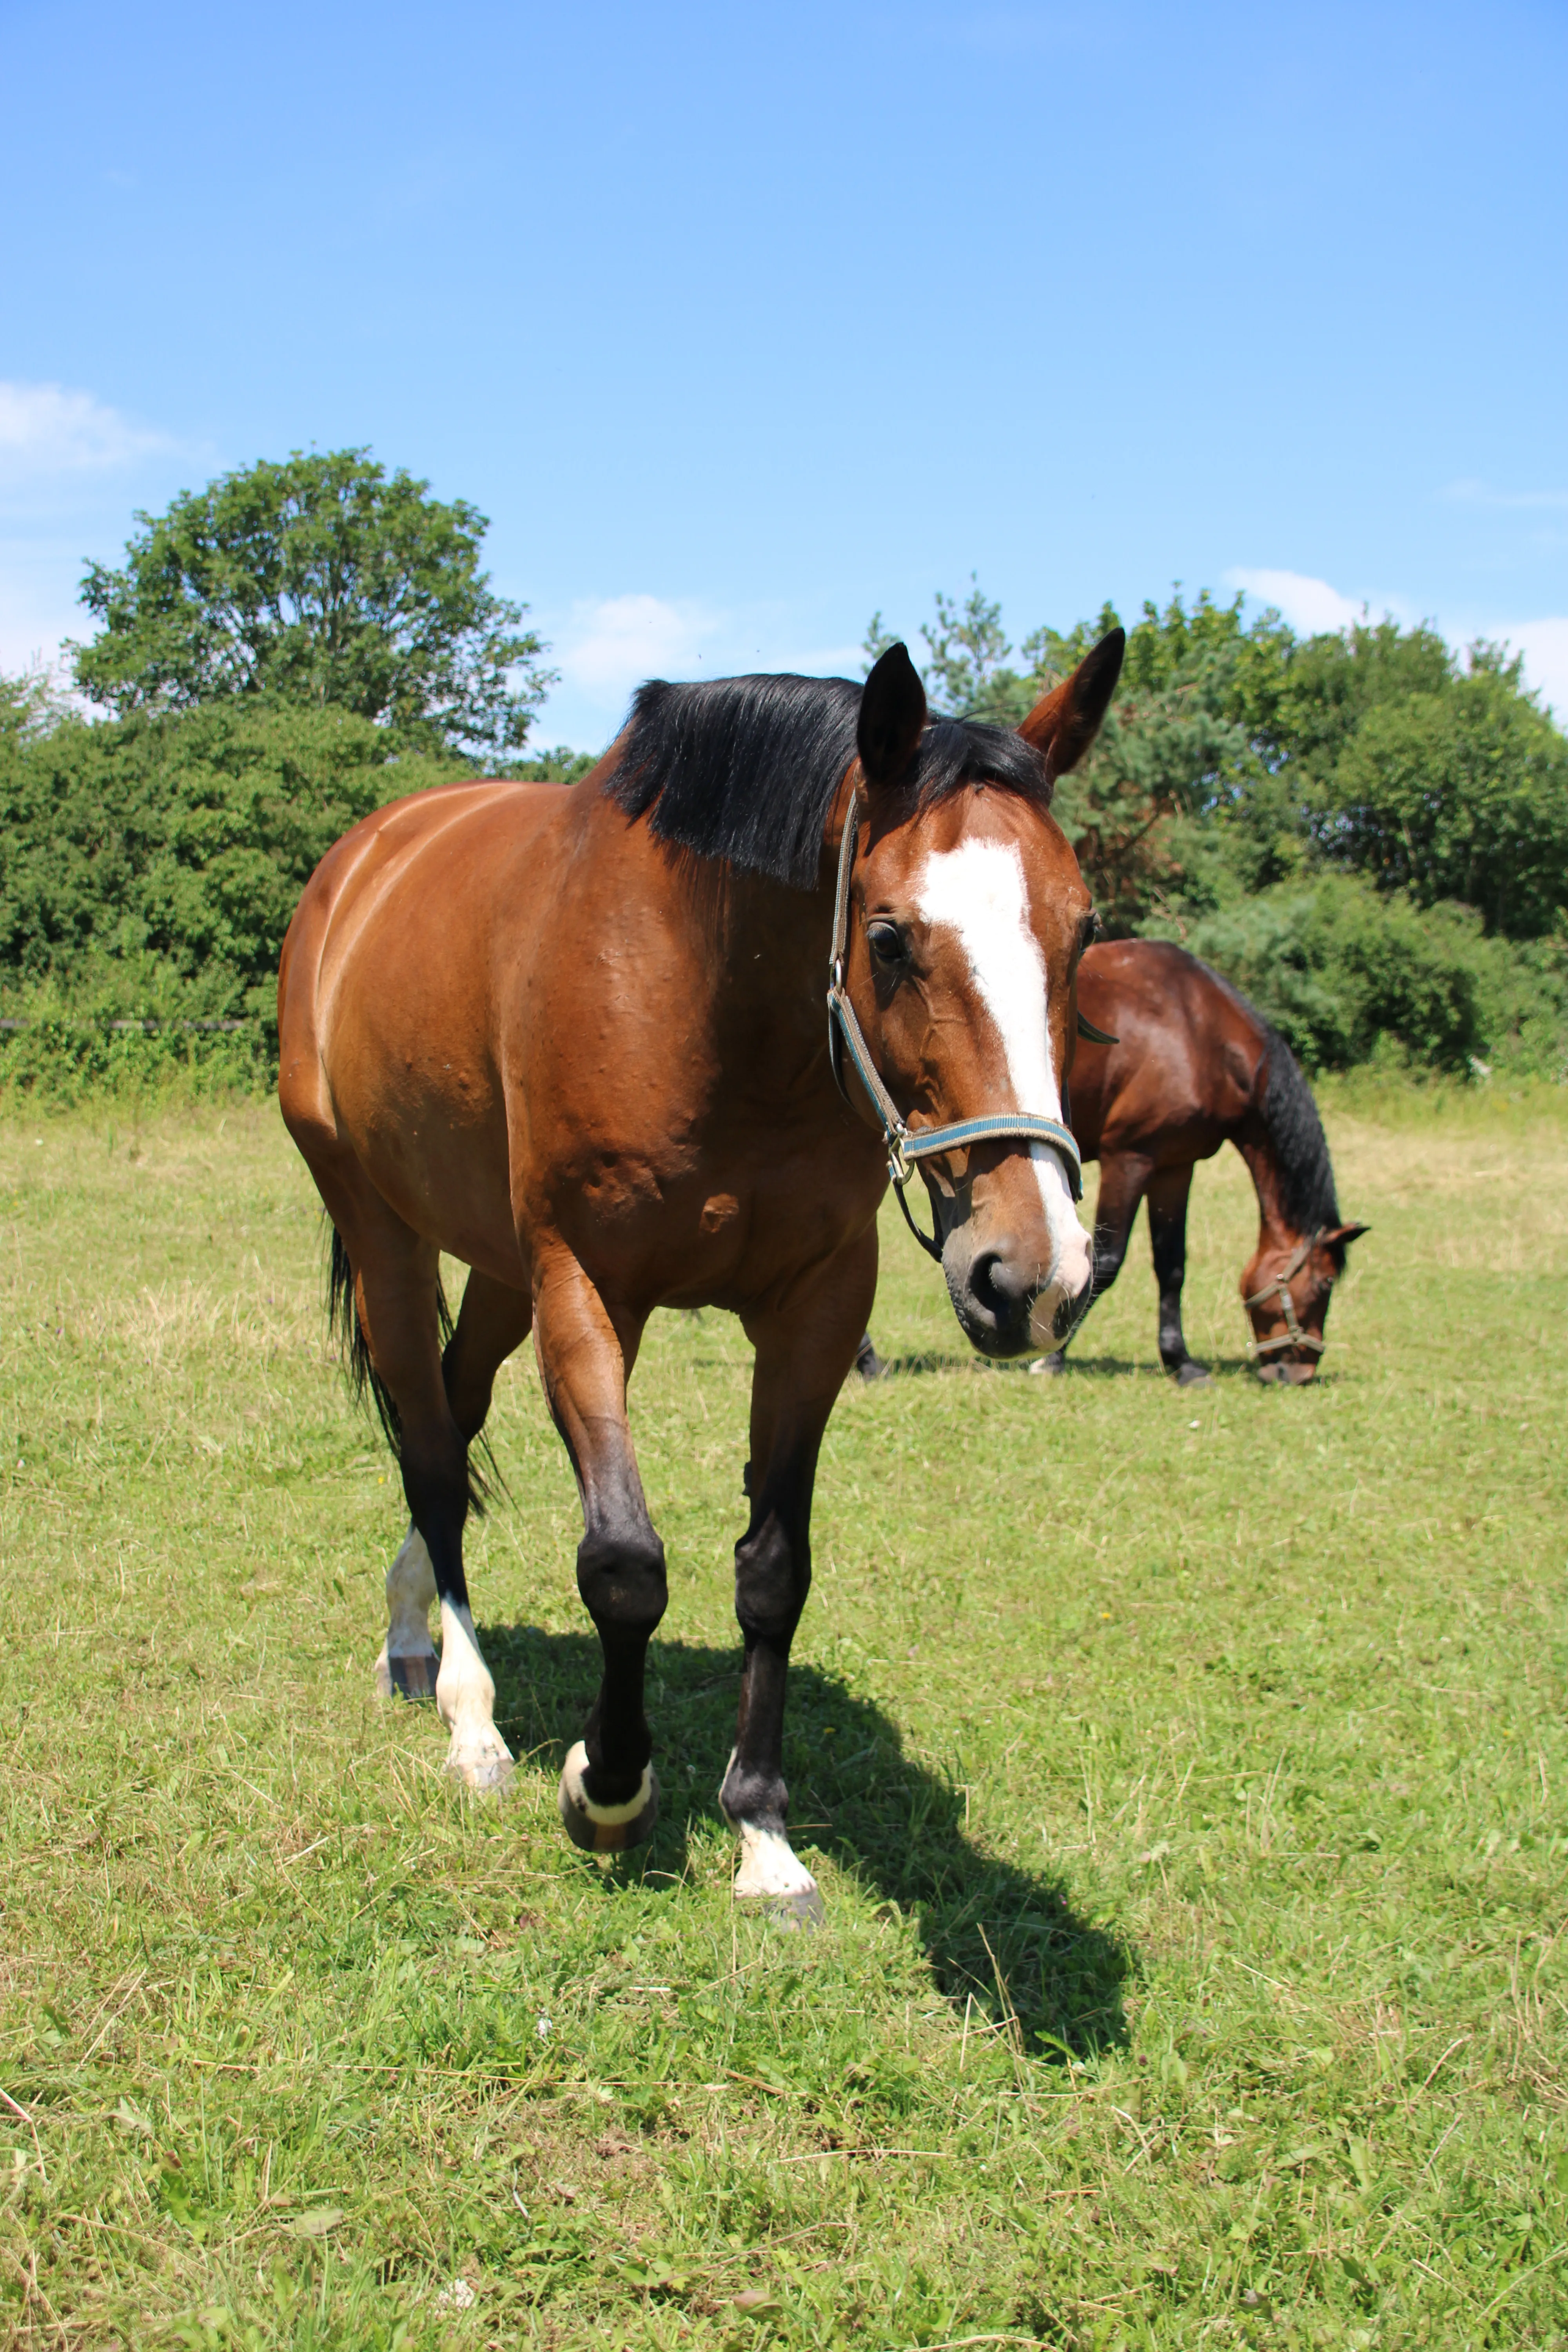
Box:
[558,1741,659,1853]
[1028,1351,1066,1376]
[1173,1359,1212,1388]
[855,1334,886,1382]
[374,1647,439,1701]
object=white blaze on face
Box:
[914,837,1092,1292]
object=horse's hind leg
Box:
[720,1231,877,1924]
[532,1250,664,1854]
[1147,1162,1209,1385]
[373,1271,532,1704]
[331,1206,513,1791]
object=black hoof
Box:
[855,1336,886,1382]
[558,1744,659,1854]
[376,1651,438,1701]
[1172,1359,1212,1388]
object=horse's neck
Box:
[1236,1132,1302,1258]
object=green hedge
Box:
[1151,875,1568,1077]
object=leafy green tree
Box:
[0,701,457,1016]
[73,449,554,757]
[1309,651,1568,937]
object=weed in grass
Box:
[0,1089,1565,2346]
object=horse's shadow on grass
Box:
[484,1626,1130,2062]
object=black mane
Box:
[1260,1025,1341,1242]
[1188,958,1341,1245]
[604,672,1050,889]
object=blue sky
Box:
[2,0,1564,745]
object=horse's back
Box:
[1074,938,1265,1164]
[278,778,572,1251]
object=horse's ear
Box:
[1325,1221,1370,1247]
[858,642,927,791]
[1018,627,1125,779]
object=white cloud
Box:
[1226,566,1568,722]
[1225,567,1381,635]
[1491,617,1568,718]
[537,592,864,747]
[1443,479,1568,513]
[555,593,715,695]
[0,381,173,478]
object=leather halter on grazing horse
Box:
[277,628,1124,1925]
[1243,1230,1328,1361]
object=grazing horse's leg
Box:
[1146,1163,1209,1386]
[720,1232,878,1924]
[1033,1151,1150,1374]
[532,1252,665,1854]
[375,1272,534,1703]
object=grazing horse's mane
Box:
[1187,959,1341,1243]
[1261,1025,1343,1244]
[605,672,1051,890]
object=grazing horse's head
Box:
[1241,1223,1370,1383]
[842,632,1124,1358]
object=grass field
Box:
[2,1082,1566,2349]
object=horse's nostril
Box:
[968,1248,1030,1325]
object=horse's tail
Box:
[325,1225,497,1516]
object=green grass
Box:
[2,1085,1566,2348]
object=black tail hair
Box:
[325,1225,499,1516]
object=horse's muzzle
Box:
[947,1242,1094,1361]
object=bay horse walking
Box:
[277,633,1123,1917]
[1042,939,1368,1385]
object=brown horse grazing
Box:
[1039,939,1368,1385]
[277,631,1123,1916]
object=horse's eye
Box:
[866,921,906,967]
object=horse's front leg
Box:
[532,1249,665,1854]
[721,1230,877,1925]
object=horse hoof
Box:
[558,1741,659,1854]
[1028,1352,1066,1377]
[374,1648,439,1701]
[445,1735,515,1797]
[1173,1361,1212,1388]
[855,1339,887,1383]
[738,1885,824,1931]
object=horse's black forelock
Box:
[604,674,1051,889]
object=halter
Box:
[825,789,1083,1263]
[1243,1229,1327,1359]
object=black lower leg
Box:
[575,1514,668,1805]
[720,1483,811,1831]
[399,1429,471,1611]
[1148,1168,1203,1377]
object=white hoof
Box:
[435,1598,511,1795]
[733,1822,822,1926]
[558,1740,659,1852]
[377,1525,439,1699]
[444,1728,515,1796]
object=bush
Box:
[0,700,464,1018]
[1151,875,1568,1077]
